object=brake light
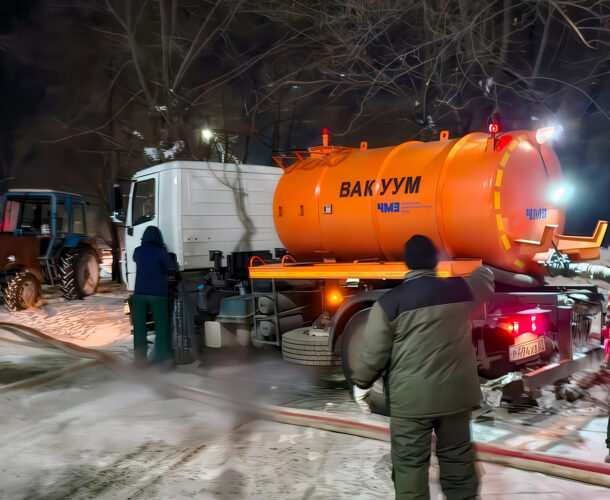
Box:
[500,313,545,337]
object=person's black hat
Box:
[404,235,438,270]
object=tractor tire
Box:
[341,307,390,416]
[3,271,41,311]
[59,247,100,300]
[281,327,342,366]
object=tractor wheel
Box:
[59,247,100,300]
[3,271,41,311]
[341,307,390,416]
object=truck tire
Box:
[59,247,100,300]
[281,327,342,366]
[3,271,41,311]
[341,307,389,416]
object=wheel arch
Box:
[58,239,101,262]
[2,266,43,283]
[329,290,386,352]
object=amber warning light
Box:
[327,289,343,305]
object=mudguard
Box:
[329,289,386,352]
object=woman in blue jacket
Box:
[130,226,177,367]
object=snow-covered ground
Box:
[0,281,132,350]
[1,321,609,499]
[1,248,610,499]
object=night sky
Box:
[0,0,608,244]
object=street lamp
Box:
[201,129,213,141]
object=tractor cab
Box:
[0,189,99,311]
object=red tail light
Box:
[500,313,545,337]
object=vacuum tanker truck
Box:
[120,126,609,411]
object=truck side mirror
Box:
[112,184,123,211]
[109,183,126,224]
[110,209,126,224]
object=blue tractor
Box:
[0,189,100,311]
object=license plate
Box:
[509,338,545,362]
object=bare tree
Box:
[249,0,609,142]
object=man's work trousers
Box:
[130,294,171,364]
[390,411,478,500]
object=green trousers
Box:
[130,294,171,364]
[390,411,478,500]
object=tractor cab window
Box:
[72,202,86,234]
[132,179,155,226]
[56,200,69,234]
[1,199,20,232]
[16,198,52,236]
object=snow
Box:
[0,282,132,349]
[0,249,609,498]
[0,333,609,499]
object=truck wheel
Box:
[341,308,371,388]
[281,327,342,366]
[3,271,41,311]
[59,248,100,300]
[341,307,390,416]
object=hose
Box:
[1,321,609,487]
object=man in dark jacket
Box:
[351,235,494,500]
[131,226,177,367]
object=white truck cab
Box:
[124,161,284,290]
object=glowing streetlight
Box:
[201,129,213,141]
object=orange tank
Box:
[273,130,567,274]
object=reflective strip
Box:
[501,234,511,250]
[495,169,503,187]
[496,214,504,231]
[494,191,501,209]
[514,259,525,268]
[508,140,518,151]
[500,152,510,167]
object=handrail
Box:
[249,255,266,267]
[271,150,311,170]
[281,254,297,267]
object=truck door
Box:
[124,175,158,290]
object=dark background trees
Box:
[0,0,608,249]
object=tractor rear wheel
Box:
[59,247,100,300]
[3,271,41,311]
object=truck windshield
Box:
[1,197,52,235]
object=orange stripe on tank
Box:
[496,213,504,231]
[500,152,510,167]
[501,234,511,250]
[495,169,503,187]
